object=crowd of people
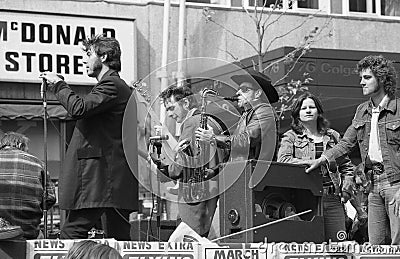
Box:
[0,33,399,249]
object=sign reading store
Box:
[0,10,137,85]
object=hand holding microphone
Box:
[39,72,65,93]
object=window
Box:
[298,0,318,9]
[236,0,400,17]
[382,0,400,16]
[350,0,367,12]
[345,0,400,17]
[247,0,283,8]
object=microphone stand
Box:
[41,79,49,239]
[152,140,163,241]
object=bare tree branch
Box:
[263,18,333,74]
[204,15,259,53]
[262,7,286,31]
[264,11,319,54]
[217,47,248,68]
[262,48,300,72]
[242,0,258,24]
[273,49,305,85]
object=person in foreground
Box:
[65,240,122,259]
[277,93,356,241]
[305,55,400,245]
[0,132,56,239]
[40,34,138,240]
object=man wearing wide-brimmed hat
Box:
[194,70,278,239]
[195,70,278,163]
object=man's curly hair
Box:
[357,55,397,96]
[82,34,122,72]
[159,84,198,109]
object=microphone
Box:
[149,135,169,141]
[41,74,65,95]
[223,95,239,102]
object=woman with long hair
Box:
[277,92,355,241]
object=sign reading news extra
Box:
[120,241,199,259]
[0,10,136,84]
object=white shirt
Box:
[368,95,390,163]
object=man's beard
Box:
[88,59,103,78]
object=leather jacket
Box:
[216,100,277,162]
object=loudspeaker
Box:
[219,160,324,243]
[130,219,177,241]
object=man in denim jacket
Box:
[306,55,400,245]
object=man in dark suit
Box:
[40,35,138,240]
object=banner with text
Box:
[120,241,199,259]
[0,10,136,85]
[26,239,119,258]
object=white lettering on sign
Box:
[158,242,194,250]
[0,11,136,85]
[123,242,153,250]
[33,240,66,249]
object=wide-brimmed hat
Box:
[231,71,279,103]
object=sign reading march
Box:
[0,10,137,84]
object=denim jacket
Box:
[277,128,355,195]
[324,97,400,184]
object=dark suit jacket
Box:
[168,108,225,235]
[52,69,138,210]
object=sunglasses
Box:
[237,85,255,93]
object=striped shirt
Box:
[0,148,56,239]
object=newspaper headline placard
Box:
[120,241,199,259]
[24,240,400,259]
[201,243,272,259]
[26,238,119,258]
[273,241,400,259]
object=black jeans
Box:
[60,207,132,240]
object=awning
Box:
[0,104,68,120]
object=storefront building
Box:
[2,0,400,223]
